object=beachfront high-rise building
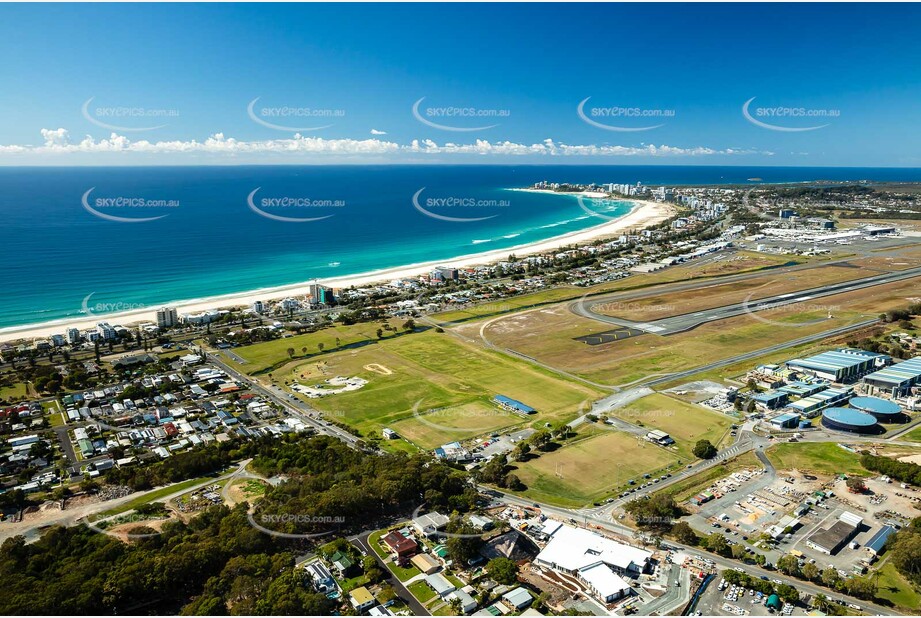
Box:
[252,300,265,314]
[156,307,178,329]
[66,327,81,344]
[309,283,334,305]
[96,322,117,341]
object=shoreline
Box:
[0,195,675,343]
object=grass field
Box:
[271,329,603,446]
[874,560,921,611]
[432,250,805,324]
[595,264,872,321]
[477,273,921,388]
[766,442,867,476]
[509,428,680,507]
[0,382,29,401]
[609,393,734,458]
[225,319,409,374]
[390,402,523,449]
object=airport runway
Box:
[572,264,921,336]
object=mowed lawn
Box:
[510,429,679,507]
[226,319,408,374]
[275,330,603,445]
[767,442,867,476]
[390,402,523,449]
[610,393,734,459]
[874,560,921,611]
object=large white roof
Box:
[579,562,632,598]
[536,521,651,572]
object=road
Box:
[206,352,368,449]
[352,531,431,616]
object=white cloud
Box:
[0,129,771,160]
[370,129,387,135]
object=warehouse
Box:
[865,525,896,557]
[778,381,829,398]
[848,396,904,422]
[787,386,853,417]
[806,512,862,555]
[786,349,889,383]
[753,390,789,410]
[821,407,879,434]
[863,357,921,396]
[769,412,801,430]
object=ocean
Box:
[1,165,920,332]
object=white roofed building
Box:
[534,522,650,603]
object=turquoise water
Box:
[1,165,919,331]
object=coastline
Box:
[0,196,675,343]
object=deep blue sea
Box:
[2,165,920,332]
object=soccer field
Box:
[510,429,680,507]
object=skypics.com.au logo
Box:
[742,97,840,132]
[577,97,674,132]
[81,97,178,132]
[412,97,509,132]
[412,188,509,222]
[81,188,178,223]
[247,97,345,132]
[247,188,345,223]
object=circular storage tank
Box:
[848,396,902,421]
[822,407,878,433]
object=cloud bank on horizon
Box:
[0,129,771,162]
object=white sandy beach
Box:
[1,196,674,343]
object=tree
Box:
[821,567,840,588]
[487,557,519,585]
[845,476,867,493]
[704,532,729,556]
[777,554,800,577]
[802,562,819,581]
[317,342,324,353]
[671,521,698,545]
[286,347,295,358]
[844,576,876,600]
[693,440,717,459]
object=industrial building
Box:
[778,381,829,398]
[770,412,801,430]
[787,386,853,417]
[863,357,921,396]
[806,512,863,555]
[848,396,904,422]
[786,349,889,383]
[821,407,879,434]
[753,390,788,410]
[865,525,896,556]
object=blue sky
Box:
[0,3,919,166]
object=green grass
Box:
[225,320,408,374]
[0,382,30,401]
[387,561,421,582]
[408,581,437,604]
[510,427,680,507]
[609,393,735,459]
[874,560,921,611]
[92,476,216,520]
[901,426,921,443]
[766,442,866,476]
[275,329,603,446]
[367,530,390,559]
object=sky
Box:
[0,3,919,166]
